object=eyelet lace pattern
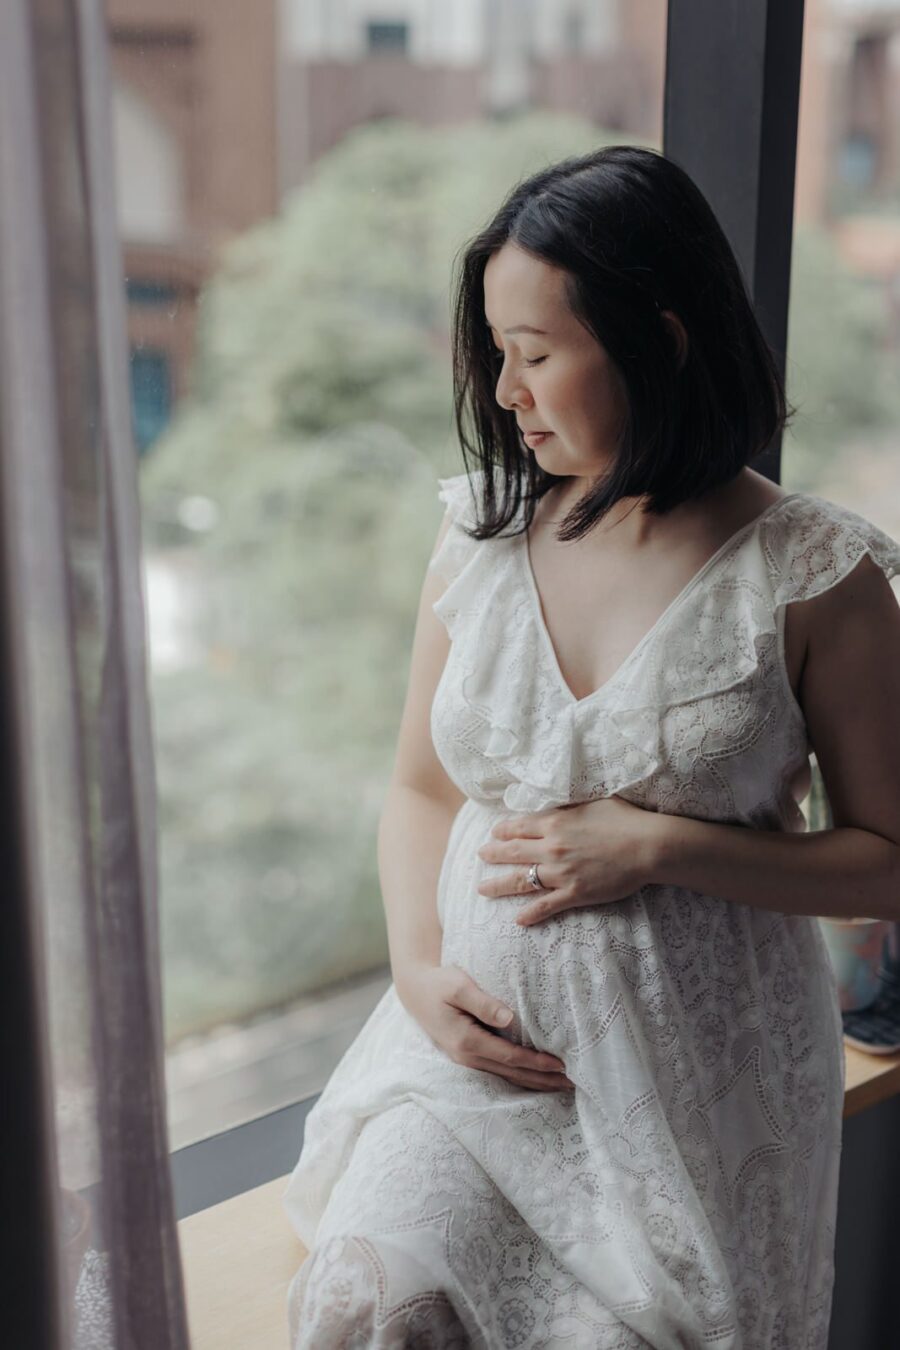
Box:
[283,470,900,1349]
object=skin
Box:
[476,243,900,927]
[484,239,699,537]
[387,242,900,1094]
[483,242,798,704]
[479,545,900,929]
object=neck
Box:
[551,478,654,541]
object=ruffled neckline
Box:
[431,476,900,813]
[518,492,803,709]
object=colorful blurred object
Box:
[818,916,894,1012]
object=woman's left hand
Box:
[475,796,663,926]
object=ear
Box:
[660,309,689,369]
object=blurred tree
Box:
[142,113,620,1038]
[784,223,899,484]
[140,115,898,1039]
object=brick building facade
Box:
[108,0,900,450]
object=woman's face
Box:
[482,242,629,482]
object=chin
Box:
[531,440,563,461]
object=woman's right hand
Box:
[395,963,575,1092]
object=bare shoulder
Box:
[797,549,900,842]
[677,467,794,572]
[723,466,792,517]
[802,548,899,636]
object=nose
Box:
[494,361,534,414]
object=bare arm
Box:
[378,504,574,1091]
[646,554,900,917]
[377,506,464,984]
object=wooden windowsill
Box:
[177,1043,900,1350]
[842,1040,900,1117]
[179,1175,306,1350]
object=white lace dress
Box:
[282,471,900,1350]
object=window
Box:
[130,348,172,454]
[840,34,888,196]
[108,0,669,1153]
[365,20,410,55]
[102,0,897,1232]
[127,280,179,307]
[564,9,584,53]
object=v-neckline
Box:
[520,492,802,709]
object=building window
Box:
[127,279,179,307]
[130,348,172,454]
[838,131,879,192]
[365,21,409,56]
[564,9,584,54]
[838,33,887,195]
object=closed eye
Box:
[489,349,546,369]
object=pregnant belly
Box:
[437,799,659,1060]
[434,803,843,1135]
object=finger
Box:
[469,1057,575,1092]
[477,871,524,898]
[449,979,517,1031]
[491,813,550,840]
[464,1024,567,1074]
[516,897,567,926]
[478,869,558,898]
[477,839,533,864]
[479,998,516,1029]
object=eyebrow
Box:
[484,321,548,336]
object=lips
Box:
[522,430,552,447]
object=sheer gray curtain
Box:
[0,1,189,1346]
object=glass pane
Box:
[107,0,668,1149]
[783,1,900,535]
[786,1,900,843]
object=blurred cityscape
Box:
[108,0,899,450]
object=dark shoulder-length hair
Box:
[451,143,795,542]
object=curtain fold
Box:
[0,1,190,1346]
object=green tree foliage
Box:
[143,113,624,1039]
[141,114,897,1040]
[784,223,899,483]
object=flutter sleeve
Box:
[427,472,484,587]
[761,494,900,609]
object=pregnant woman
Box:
[282,145,900,1348]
